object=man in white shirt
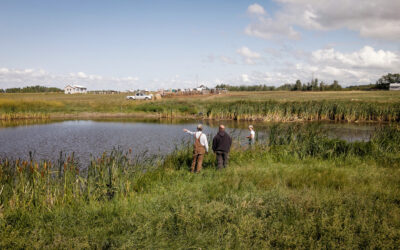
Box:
[246,125,255,145]
[183,124,209,173]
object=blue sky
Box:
[1,0,399,90]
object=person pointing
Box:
[183,124,209,173]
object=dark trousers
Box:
[215,151,229,170]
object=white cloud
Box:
[311,46,399,70]
[245,16,300,40]
[236,46,261,64]
[241,74,250,82]
[232,45,400,86]
[247,3,266,15]
[245,0,400,40]
[0,68,139,91]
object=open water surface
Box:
[0,118,385,165]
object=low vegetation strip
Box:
[1,125,399,248]
[135,100,400,122]
[1,92,400,122]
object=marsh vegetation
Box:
[1,124,399,248]
[0,91,399,122]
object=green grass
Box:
[1,91,400,122]
[1,125,400,248]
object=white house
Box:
[389,83,400,91]
[195,85,208,91]
[64,85,87,94]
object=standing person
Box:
[183,124,209,173]
[212,125,232,170]
[247,125,255,145]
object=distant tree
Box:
[375,73,400,90]
[311,78,319,91]
[319,81,326,91]
[276,83,294,91]
[328,80,342,90]
[217,80,349,92]
[5,85,63,93]
[0,89,4,93]
[294,80,302,91]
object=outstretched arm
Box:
[183,128,195,135]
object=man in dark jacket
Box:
[212,125,232,170]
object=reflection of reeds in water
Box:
[0,118,54,128]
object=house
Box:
[195,84,208,92]
[389,83,400,91]
[64,85,87,94]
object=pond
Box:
[0,118,385,165]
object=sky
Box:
[0,0,399,90]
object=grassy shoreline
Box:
[1,91,400,123]
[1,125,399,248]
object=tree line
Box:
[216,79,342,92]
[216,73,399,91]
[0,85,63,93]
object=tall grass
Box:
[204,100,400,122]
[1,92,400,122]
[134,99,400,122]
[1,125,400,248]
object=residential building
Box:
[64,85,87,94]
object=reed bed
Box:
[205,100,400,122]
[1,92,400,122]
[1,125,399,248]
[134,100,400,122]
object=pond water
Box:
[0,118,384,165]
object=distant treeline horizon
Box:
[1,73,399,93]
[0,85,63,93]
[217,73,400,92]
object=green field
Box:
[1,91,400,122]
[1,125,400,248]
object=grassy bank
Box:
[1,125,399,248]
[1,91,400,122]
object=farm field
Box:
[0,91,400,122]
